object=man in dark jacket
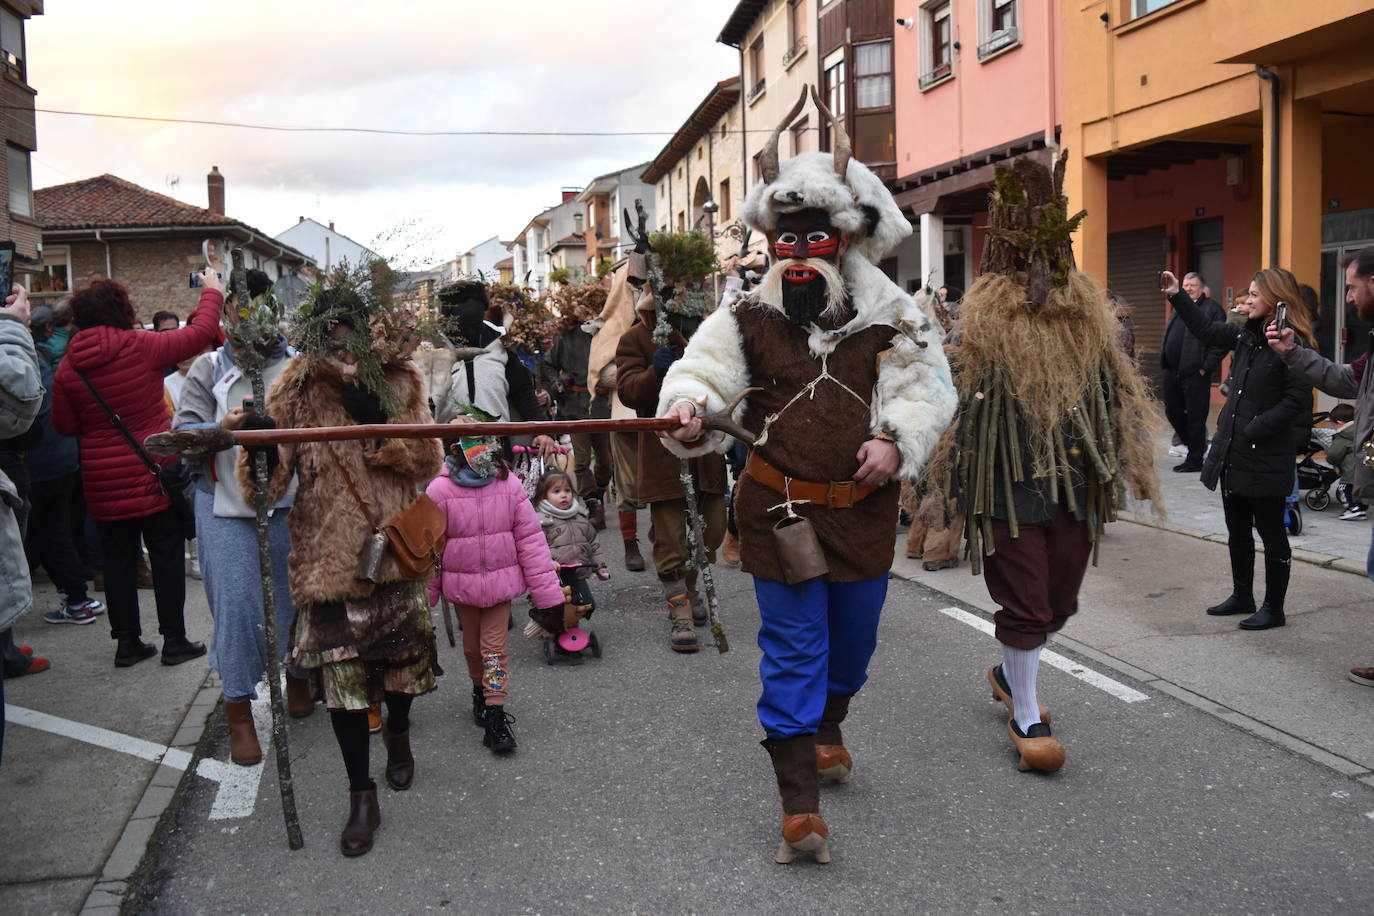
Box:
[1161,271,1227,472]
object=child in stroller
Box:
[1299,404,1356,514]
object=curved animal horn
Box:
[810,84,852,180]
[759,85,810,185]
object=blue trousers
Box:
[195,489,302,701]
[754,575,888,739]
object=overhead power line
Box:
[15,105,804,137]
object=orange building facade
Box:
[1061,0,1374,379]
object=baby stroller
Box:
[1297,407,1350,512]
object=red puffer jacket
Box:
[52,289,223,521]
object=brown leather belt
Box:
[565,384,589,393]
[744,452,879,509]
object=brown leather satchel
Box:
[339,460,447,582]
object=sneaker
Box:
[1348,666,1374,688]
[8,656,51,676]
[1167,445,1187,458]
[44,604,97,625]
[1339,506,1367,521]
[71,598,105,616]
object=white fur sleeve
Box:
[655,306,750,458]
[872,319,957,479]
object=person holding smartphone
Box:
[1159,271,1228,473]
[1162,267,1313,630]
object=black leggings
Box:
[1221,491,1290,584]
[329,693,414,791]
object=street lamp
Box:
[702,199,720,302]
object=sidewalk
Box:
[0,574,216,915]
[1128,414,1371,576]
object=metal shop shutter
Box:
[1108,225,1168,393]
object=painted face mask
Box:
[460,436,499,478]
[765,209,849,327]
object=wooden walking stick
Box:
[225,249,304,850]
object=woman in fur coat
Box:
[238,286,444,858]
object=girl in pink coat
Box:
[427,435,565,754]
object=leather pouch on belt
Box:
[772,516,828,585]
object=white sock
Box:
[1001,644,1044,733]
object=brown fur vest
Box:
[237,356,444,606]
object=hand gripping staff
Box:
[221,249,304,850]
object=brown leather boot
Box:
[763,735,829,864]
[225,700,262,767]
[340,782,381,856]
[815,693,853,785]
[623,538,646,572]
[667,595,698,652]
[381,721,414,790]
[685,571,707,626]
[722,531,741,566]
[285,674,315,719]
[588,498,606,530]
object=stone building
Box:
[35,168,313,323]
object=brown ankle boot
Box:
[381,721,414,790]
[285,674,315,719]
[816,693,853,784]
[623,538,645,572]
[762,735,829,863]
[225,700,262,766]
[667,595,698,652]
[340,782,381,856]
[722,531,741,566]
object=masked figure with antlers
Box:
[657,87,956,864]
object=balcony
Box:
[977,26,1019,60]
[782,35,808,71]
[747,78,767,104]
[918,62,953,90]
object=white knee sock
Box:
[1001,644,1044,733]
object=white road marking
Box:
[7,691,272,821]
[936,606,1151,704]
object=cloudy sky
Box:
[28,1,740,270]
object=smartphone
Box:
[1158,270,1170,292]
[189,270,223,288]
[241,396,256,414]
[1275,301,1289,334]
[0,241,15,300]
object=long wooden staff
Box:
[145,396,758,457]
[226,250,304,850]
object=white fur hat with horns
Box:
[740,85,912,264]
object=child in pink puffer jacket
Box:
[427,437,565,754]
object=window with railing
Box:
[978,0,1019,59]
[920,1,954,88]
[854,40,892,110]
[784,0,808,68]
[0,8,23,81]
[748,38,766,100]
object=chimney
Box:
[561,188,581,203]
[329,221,335,232]
[207,166,225,215]
[298,215,305,223]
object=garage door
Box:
[1108,225,1168,394]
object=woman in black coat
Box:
[1163,268,1313,630]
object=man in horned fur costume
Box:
[657,87,957,864]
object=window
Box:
[854,41,892,109]
[0,8,23,81]
[34,245,69,294]
[920,2,954,88]
[719,179,730,221]
[573,212,584,235]
[824,59,846,118]
[1133,0,1179,16]
[677,210,686,232]
[748,39,766,99]
[697,146,703,160]
[7,144,30,217]
[784,0,808,66]
[791,117,809,156]
[978,0,1019,58]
